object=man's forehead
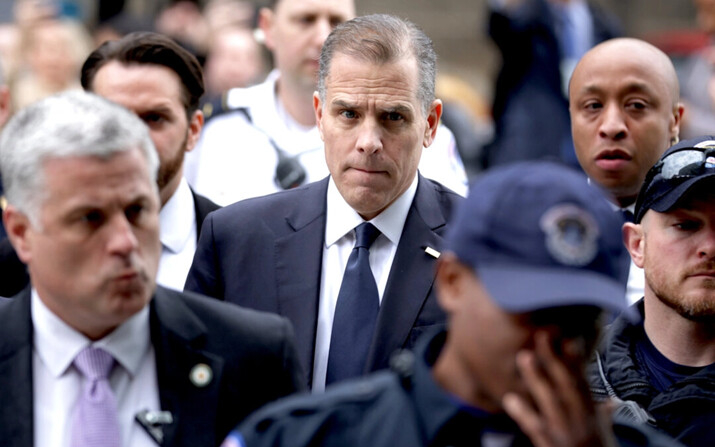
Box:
[571,41,677,100]
[571,62,667,97]
[275,0,355,17]
[42,150,150,183]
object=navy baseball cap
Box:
[445,161,630,316]
[634,136,715,223]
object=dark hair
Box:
[81,32,204,117]
[318,14,436,114]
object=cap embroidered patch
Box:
[540,204,599,267]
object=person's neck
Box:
[431,338,501,413]
[276,76,317,127]
[643,294,715,367]
[159,173,182,208]
[615,193,636,209]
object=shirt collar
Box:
[32,289,152,379]
[160,177,196,254]
[325,174,418,247]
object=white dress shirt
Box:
[312,175,418,392]
[32,291,160,447]
[157,177,197,291]
[184,71,468,206]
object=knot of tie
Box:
[355,222,380,249]
[74,346,115,382]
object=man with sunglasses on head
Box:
[589,136,715,446]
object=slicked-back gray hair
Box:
[0,90,159,226]
[318,14,437,115]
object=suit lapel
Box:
[190,187,221,242]
[274,179,328,386]
[0,289,35,446]
[151,287,225,447]
[366,176,449,371]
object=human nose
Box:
[598,103,627,140]
[312,17,332,47]
[355,119,382,154]
[107,214,139,256]
[699,226,715,260]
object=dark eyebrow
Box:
[330,99,356,109]
[138,105,173,116]
[382,105,412,114]
[579,82,656,97]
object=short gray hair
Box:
[318,14,437,114]
[0,91,159,225]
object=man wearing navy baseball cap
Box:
[590,136,715,446]
[221,161,678,447]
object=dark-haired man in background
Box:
[81,31,220,291]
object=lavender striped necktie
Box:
[71,346,121,447]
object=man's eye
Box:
[298,14,316,25]
[626,101,647,111]
[584,101,602,111]
[385,112,404,121]
[675,220,701,231]
[340,110,357,119]
[125,204,145,223]
[82,211,104,226]
[142,113,164,124]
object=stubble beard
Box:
[157,132,188,192]
[647,270,715,323]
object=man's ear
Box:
[184,109,204,152]
[4,205,34,264]
[0,85,11,129]
[423,99,442,148]
[435,252,469,313]
[669,102,684,145]
[258,7,276,52]
[623,221,645,269]
[313,92,325,141]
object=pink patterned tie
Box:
[70,346,121,447]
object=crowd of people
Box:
[0,0,714,447]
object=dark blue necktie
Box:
[326,222,381,385]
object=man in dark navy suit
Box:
[0,91,303,447]
[186,14,463,391]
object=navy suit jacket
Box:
[0,286,305,447]
[185,175,462,386]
